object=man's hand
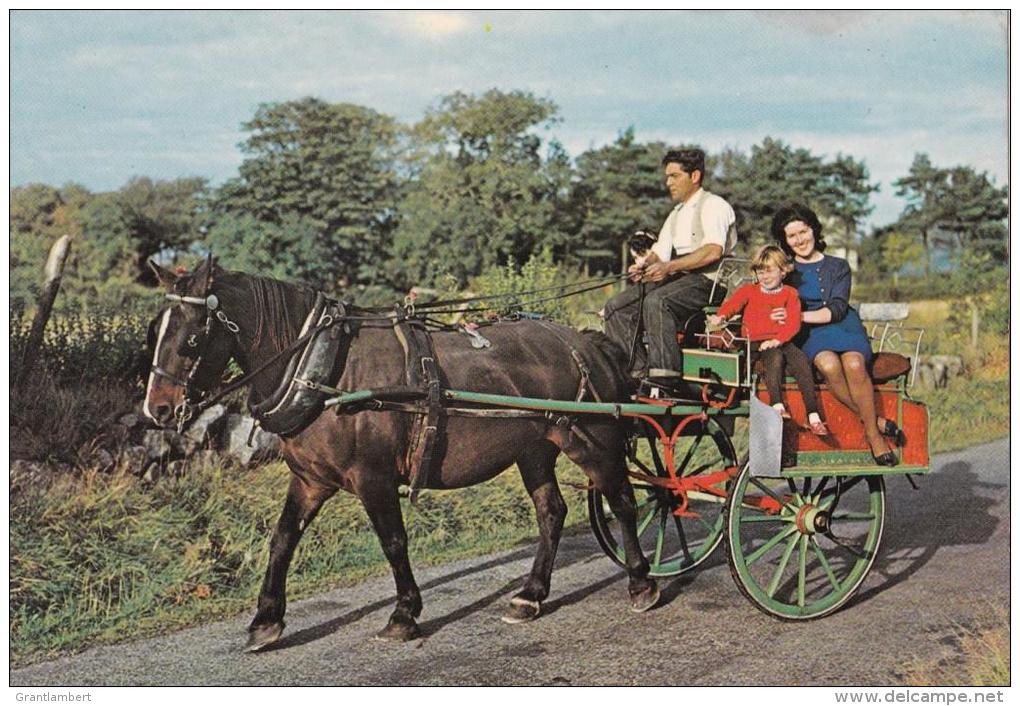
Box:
[759,338,781,351]
[642,261,673,283]
[627,262,646,282]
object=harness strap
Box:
[393,314,445,503]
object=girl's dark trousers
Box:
[753,341,821,416]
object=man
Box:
[603,148,737,382]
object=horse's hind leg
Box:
[503,441,567,624]
[247,473,334,652]
[597,472,660,612]
[355,476,423,641]
[568,435,659,613]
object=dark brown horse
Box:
[144,259,658,651]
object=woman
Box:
[770,203,898,466]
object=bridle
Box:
[152,286,243,432]
[151,278,346,433]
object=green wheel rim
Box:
[589,417,734,577]
[726,465,885,619]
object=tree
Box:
[389,90,569,288]
[204,213,331,285]
[940,166,1007,259]
[893,155,1007,272]
[893,153,948,275]
[10,183,91,306]
[212,98,400,288]
[116,176,208,276]
[820,154,879,251]
[878,230,925,286]
[567,129,670,273]
[715,137,828,244]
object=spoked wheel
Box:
[588,416,736,577]
[726,463,885,620]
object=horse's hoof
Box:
[629,582,660,613]
[245,622,284,652]
[501,596,541,624]
[375,616,421,642]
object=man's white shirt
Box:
[651,188,736,264]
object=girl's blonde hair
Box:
[752,244,793,274]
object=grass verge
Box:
[900,611,1010,686]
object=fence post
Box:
[17,234,72,391]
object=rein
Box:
[154,268,631,433]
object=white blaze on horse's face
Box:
[143,309,174,424]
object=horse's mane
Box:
[218,269,318,351]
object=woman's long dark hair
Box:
[770,203,826,257]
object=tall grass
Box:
[10,304,150,462]
[9,458,593,664]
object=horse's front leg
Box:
[246,473,334,652]
[503,443,566,624]
[355,475,423,641]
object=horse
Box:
[143,259,659,651]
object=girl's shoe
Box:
[808,420,829,436]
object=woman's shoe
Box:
[871,450,898,467]
[878,417,906,445]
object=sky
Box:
[9,9,1009,228]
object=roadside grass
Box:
[9,458,592,666]
[900,610,1010,686]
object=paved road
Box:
[11,439,1009,686]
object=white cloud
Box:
[378,11,473,41]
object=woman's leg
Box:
[812,351,859,415]
[839,352,889,456]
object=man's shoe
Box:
[647,368,683,380]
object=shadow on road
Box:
[264,542,622,650]
[852,460,1004,607]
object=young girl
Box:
[707,245,828,436]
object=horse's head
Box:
[143,257,238,429]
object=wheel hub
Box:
[795,505,829,535]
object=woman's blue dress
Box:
[794,259,872,364]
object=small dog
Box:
[628,230,657,258]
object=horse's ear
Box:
[204,251,216,289]
[148,259,178,291]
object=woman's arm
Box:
[823,258,852,322]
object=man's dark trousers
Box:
[603,273,717,374]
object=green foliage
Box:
[10,302,150,385]
[568,129,671,273]
[389,89,570,289]
[211,97,400,288]
[204,212,332,287]
[471,247,569,320]
[10,302,149,461]
[716,139,879,249]
[892,153,1007,272]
